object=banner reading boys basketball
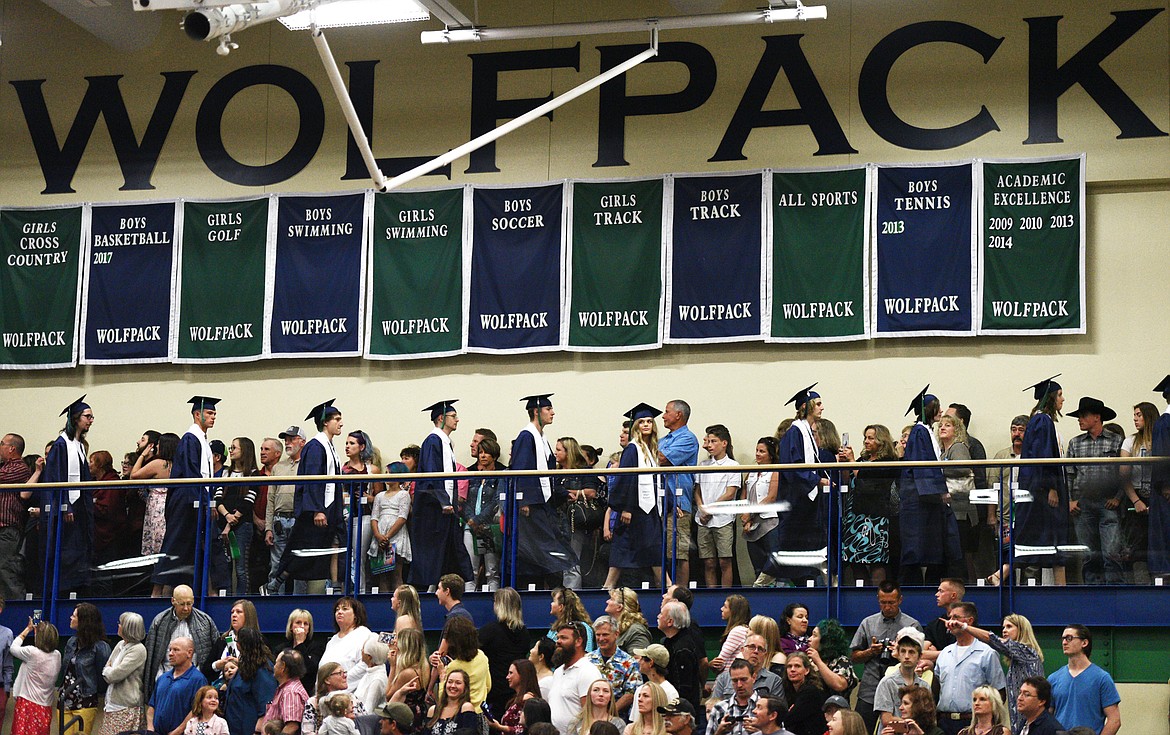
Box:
[873,163,977,337]
[667,172,764,343]
[770,167,869,342]
[979,156,1085,335]
[566,178,663,351]
[175,198,270,363]
[271,192,367,357]
[367,187,466,359]
[0,205,83,369]
[468,183,564,354]
[81,202,177,364]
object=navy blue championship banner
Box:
[467,183,564,354]
[666,173,765,343]
[270,193,368,358]
[873,163,977,337]
[81,202,177,364]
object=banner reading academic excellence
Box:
[0,206,83,369]
[81,202,177,364]
[873,163,976,337]
[667,173,764,343]
[566,178,663,351]
[270,193,366,357]
[367,188,466,359]
[979,156,1085,335]
[174,198,270,363]
[468,184,564,353]
[770,168,869,342]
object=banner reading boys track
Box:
[82,202,176,364]
[175,198,270,363]
[367,188,465,359]
[566,178,663,350]
[770,168,868,342]
[468,184,564,353]
[271,193,366,357]
[0,206,82,369]
[667,173,764,343]
[873,164,976,337]
[979,156,1085,335]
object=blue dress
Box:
[899,423,961,567]
[607,443,663,569]
[408,431,472,587]
[1016,413,1069,565]
[152,429,209,587]
[502,429,575,579]
[1148,411,1170,574]
[38,435,95,594]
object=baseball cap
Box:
[632,644,669,668]
[657,698,696,717]
[822,695,850,712]
[279,425,307,441]
[895,626,926,649]
[375,702,414,731]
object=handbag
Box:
[370,543,397,574]
[569,495,604,532]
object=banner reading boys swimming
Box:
[566,178,663,351]
[271,193,366,357]
[367,187,466,359]
[667,173,764,343]
[0,205,83,369]
[468,183,564,353]
[979,156,1085,335]
[873,163,976,337]
[81,202,176,364]
[175,198,270,363]
[770,167,869,342]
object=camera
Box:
[876,637,898,666]
[890,720,911,733]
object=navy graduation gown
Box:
[777,424,823,551]
[153,430,210,586]
[1015,413,1069,565]
[606,443,662,570]
[407,431,472,587]
[1148,412,1170,574]
[503,430,575,578]
[899,423,961,567]
[280,437,346,581]
[38,436,95,593]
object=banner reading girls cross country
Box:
[565,178,664,351]
[270,192,367,357]
[366,187,467,359]
[81,202,177,364]
[0,205,83,369]
[174,197,271,363]
[769,167,869,342]
[666,172,764,344]
[979,155,1086,335]
[467,183,564,354]
[873,163,977,337]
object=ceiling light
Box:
[279,0,429,31]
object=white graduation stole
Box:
[524,423,553,502]
[316,433,340,507]
[636,442,657,513]
[795,419,822,501]
[61,432,83,504]
[429,427,456,503]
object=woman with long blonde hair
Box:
[387,628,430,730]
[571,678,625,735]
[958,686,1010,735]
[546,587,595,652]
[604,587,652,655]
[623,681,667,735]
[1121,401,1159,583]
[392,584,423,633]
[605,404,664,589]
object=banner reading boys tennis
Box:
[979,156,1085,335]
[367,187,466,359]
[175,198,270,363]
[873,163,976,337]
[566,178,663,351]
[82,202,177,364]
[271,193,366,357]
[0,205,83,369]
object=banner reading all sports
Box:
[271,193,367,357]
[81,202,177,364]
[667,173,764,343]
[367,187,466,359]
[873,163,976,337]
[175,198,270,363]
[0,205,83,369]
[566,178,663,351]
[468,183,564,354]
[979,156,1085,334]
[769,167,869,342]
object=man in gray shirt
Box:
[850,581,922,733]
[709,634,784,703]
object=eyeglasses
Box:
[1061,635,1083,642]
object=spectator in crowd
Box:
[660,587,709,683]
[658,698,697,735]
[807,619,858,698]
[464,437,503,592]
[392,585,423,634]
[749,694,786,735]
[0,599,15,725]
[386,628,430,729]
[957,686,1009,735]
[99,611,148,735]
[369,461,412,594]
[777,603,811,656]
[548,623,603,734]
[185,685,229,735]
[781,652,828,735]
[944,613,1043,733]
[711,595,751,672]
[706,659,759,735]
[529,638,556,700]
[425,669,477,735]
[480,588,532,715]
[436,574,472,625]
[826,709,866,735]
[205,599,260,681]
[1048,625,1121,735]
[946,404,992,578]
[657,400,699,588]
[132,431,178,560]
[342,429,380,592]
[278,609,325,694]
[747,616,784,674]
[211,437,261,595]
[88,449,127,578]
[147,637,208,735]
[657,601,702,715]
[695,425,740,588]
[934,602,1005,735]
[556,436,603,590]
[265,649,309,735]
[851,582,922,732]
[874,628,933,727]
[432,616,491,710]
[742,437,781,579]
[143,585,219,699]
[710,634,783,702]
[304,663,366,735]
[0,433,32,600]
[547,587,594,652]
[223,627,277,735]
[372,702,417,735]
[1065,397,1125,584]
[632,644,677,702]
[1014,677,1065,735]
[589,615,642,718]
[923,579,963,664]
[571,678,626,735]
[320,597,374,687]
[488,659,540,735]
[264,434,298,594]
[624,681,668,735]
[1121,402,1158,584]
[938,415,979,583]
[59,602,112,734]
[1149,376,1170,582]
[881,685,943,735]
[11,620,62,735]
[605,587,652,655]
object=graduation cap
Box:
[1154,375,1170,399]
[305,399,341,427]
[188,396,220,412]
[521,394,554,411]
[624,402,662,421]
[423,400,458,422]
[784,383,819,408]
[905,385,937,419]
[1023,374,1062,401]
[60,394,90,417]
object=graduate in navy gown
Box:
[408,400,473,590]
[1148,375,1170,579]
[1016,375,1069,584]
[603,403,664,589]
[777,384,829,555]
[37,395,96,597]
[899,385,962,585]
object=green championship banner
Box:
[366,187,466,359]
[769,167,869,342]
[174,198,271,363]
[0,205,83,369]
[978,155,1086,334]
[565,178,664,351]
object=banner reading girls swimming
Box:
[0,205,83,369]
[81,202,177,364]
[873,163,977,337]
[270,192,367,357]
[467,183,564,354]
[666,172,764,343]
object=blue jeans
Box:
[267,515,307,594]
[211,521,252,594]
[1074,498,1122,584]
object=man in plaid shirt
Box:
[706,660,761,735]
[1065,397,1125,584]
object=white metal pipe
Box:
[183,0,315,41]
[312,26,388,190]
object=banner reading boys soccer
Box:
[367,187,466,359]
[81,202,177,364]
[873,163,976,337]
[271,193,366,358]
[175,198,270,363]
[770,167,869,342]
[0,205,83,369]
[566,178,663,351]
[979,156,1085,334]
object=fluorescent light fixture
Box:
[280,0,429,31]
